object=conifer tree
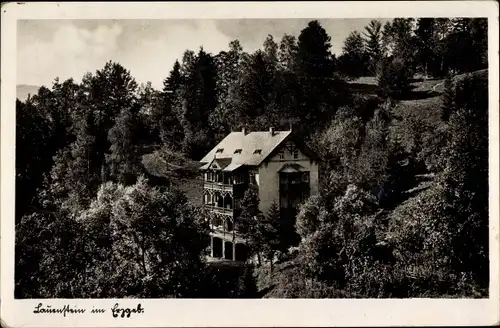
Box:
[235,50,275,128]
[295,20,342,130]
[261,201,283,273]
[106,106,142,185]
[363,20,383,74]
[210,40,245,138]
[15,96,53,220]
[278,34,298,72]
[415,18,436,77]
[173,48,218,159]
[50,110,101,212]
[237,189,264,265]
[274,34,301,126]
[153,60,184,149]
[338,31,368,79]
[296,20,334,78]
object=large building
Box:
[199,127,319,261]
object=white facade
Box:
[257,141,319,215]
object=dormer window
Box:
[216,148,224,154]
[234,149,242,154]
[253,149,262,155]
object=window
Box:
[278,150,284,160]
[216,148,224,153]
[234,149,242,154]
[302,172,309,182]
[249,172,256,184]
[253,149,262,155]
[234,174,244,184]
[293,149,299,159]
[226,219,235,232]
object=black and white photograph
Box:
[1,1,499,327]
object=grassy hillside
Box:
[349,69,488,126]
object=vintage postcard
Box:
[1,1,499,327]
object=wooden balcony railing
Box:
[204,181,234,192]
[205,204,233,216]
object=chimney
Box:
[242,127,247,135]
[269,127,275,136]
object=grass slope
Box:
[350,69,488,126]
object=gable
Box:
[266,137,320,164]
[201,157,232,171]
[269,141,307,161]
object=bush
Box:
[376,58,414,98]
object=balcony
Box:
[205,204,233,216]
[204,181,234,193]
[279,181,310,192]
[210,228,247,244]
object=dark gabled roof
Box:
[200,157,232,170]
[214,158,232,169]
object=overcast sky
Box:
[17,19,389,90]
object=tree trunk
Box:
[257,252,262,266]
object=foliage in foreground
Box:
[16,177,210,298]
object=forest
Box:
[15,18,488,298]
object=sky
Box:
[17,19,389,90]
